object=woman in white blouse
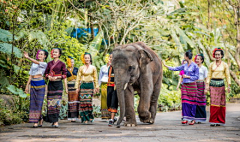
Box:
[194,53,208,123]
[98,54,111,119]
[24,50,48,128]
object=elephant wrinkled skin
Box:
[112,42,163,128]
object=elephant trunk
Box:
[116,80,126,128]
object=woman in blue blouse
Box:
[163,50,199,125]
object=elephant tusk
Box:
[114,85,116,90]
[124,83,128,90]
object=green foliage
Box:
[0,96,29,126]
[6,85,27,98]
[158,84,181,112]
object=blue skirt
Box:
[29,77,45,123]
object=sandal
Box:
[189,120,195,125]
[182,120,188,124]
[38,119,43,127]
[210,124,216,127]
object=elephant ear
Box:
[138,49,153,67]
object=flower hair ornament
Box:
[194,53,204,62]
[81,52,91,64]
[36,50,42,60]
[50,49,55,58]
[104,54,110,63]
[212,48,222,58]
[36,49,49,60]
[67,56,73,68]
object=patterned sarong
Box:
[79,82,94,123]
[195,81,207,122]
[29,77,45,123]
[67,80,79,120]
[101,83,111,119]
[209,79,226,124]
[45,80,63,123]
[181,82,197,121]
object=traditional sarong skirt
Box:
[209,79,226,124]
[45,80,63,123]
[181,82,197,121]
[29,77,45,123]
[67,80,79,120]
[101,83,111,119]
[107,86,118,113]
[195,81,207,122]
[79,82,94,123]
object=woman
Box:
[195,54,208,123]
[163,50,199,125]
[107,54,118,126]
[66,56,79,122]
[205,48,231,126]
[98,54,111,119]
[75,52,99,124]
[24,50,48,128]
[44,48,68,128]
[176,60,188,90]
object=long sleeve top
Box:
[198,65,208,80]
[44,60,67,79]
[67,67,78,82]
[206,61,231,86]
[29,62,47,76]
[107,65,115,87]
[74,65,99,89]
[98,65,109,86]
[168,62,199,83]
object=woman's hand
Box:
[23,51,29,59]
[176,85,179,91]
[228,86,231,93]
[182,74,190,78]
[25,86,29,94]
[48,76,52,81]
[76,89,79,94]
[94,88,99,94]
[204,85,209,95]
[65,88,68,94]
[51,76,58,81]
[162,61,169,68]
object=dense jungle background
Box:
[0,0,239,125]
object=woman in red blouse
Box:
[44,48,68,128]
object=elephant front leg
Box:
[138,81,153,123]
[124,86,137,127]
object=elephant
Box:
[111,42,163,128]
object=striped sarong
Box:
[45,80,63,123]
[79,82,94,123]
[209,79,226,124]
[195,81,207,122]
[181,82,197,121]
[29,77,45,123]
[101,83,111,119]
[67,80,79,121]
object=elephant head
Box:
[112,43,153,128]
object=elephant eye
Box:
[128,65,135,72]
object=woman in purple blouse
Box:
[163,50,199,125]
[44,48,67,128]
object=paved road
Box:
[0,103,240,142]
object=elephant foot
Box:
[149,118,154,124]
[116,125,121,128]
[124,121,137,127]
[139,112,152,123]
[140,117,154,124]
